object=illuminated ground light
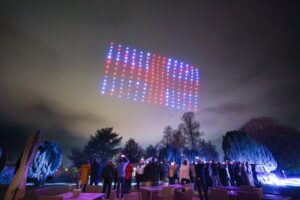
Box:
[258,173,300,187]
[101,42,200,111]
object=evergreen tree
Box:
[122,138,144,163]
[84,128,122,162]
[199,140,219,161]
[68,147,86,168]
[145,144,157,158]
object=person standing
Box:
[102,160,115,199]
[194,160,208,200]
[204,162,212,188]
[144,157,162,186]
[190,162,196,184]
[136,159,146,190]
[241,162,250,186]
[116,155,129,198]
[125,162,133,194]
[227,161,235,186]
[179,159,190,184]
[245,162,255,186]
[234,162,244,186]
[211,161,222,187]
[90,157,101,185]
[168,162,176,185]
[113,164,118,190]
[79,160,90,192]
[219,163,230,186]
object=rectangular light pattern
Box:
[101,42,199,111]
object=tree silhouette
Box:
[158,113,219,163]
[171,129,185,150]
[161,126,174,147]
[145,144,157,158]
[122,138,144,163]
[68,147,86,168]
[179,112,204,151]
[199,140,219,161]
[84,128,122,162]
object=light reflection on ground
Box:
[258,173,300,186]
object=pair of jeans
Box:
[181,178,190,184]
[117,177,125,198]
[169,176,175,185]
[82,184,87,192]
[90,176,99,185]
[212,175,222,187]
[136,174,143,190]
[102,178,112,199]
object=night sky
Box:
[0,1,299,165]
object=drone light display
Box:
[101,42,200,111]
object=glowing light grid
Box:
[101,43,200,111]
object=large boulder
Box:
[28,141,62,185]
[222,130,277,172]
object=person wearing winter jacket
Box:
[116,155,129,198]
[136,159,146,190]
[102,160,115,199]
[79,160,90,192]
[179,159,190,184]
[125,162,133,193]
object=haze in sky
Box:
[0,1,298,165]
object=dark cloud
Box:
[203,102,247,118]
[0,118,87,166]
[0,98,102,165]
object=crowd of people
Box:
[78,155,259,200]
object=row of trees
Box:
[68,113,299,175]
[156,112,218,163]
[69,112,219,167]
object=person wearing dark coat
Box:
[241,162,250,185]
[116,155,129,198]
[234,162,244,186]
[227,161,236,186]
[90,157,101,185]
[143,157,162,186]
[219,163,230,186]
[102,160,115,199]
[211,161,221,187]
[204,162,212,188]
[194,160,208,200]
[251,164,261,187]
[113,165,117,190]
